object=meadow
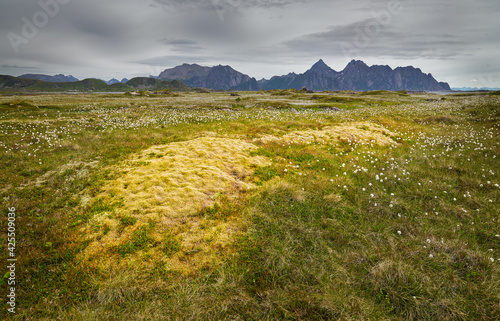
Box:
[0,89,498,320]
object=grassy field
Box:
[0,90,498,320]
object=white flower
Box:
[426,239,431,244]
[397,230,402,235]
[490,258,495,262]
[429,254,434,258]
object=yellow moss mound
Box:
[256,122,398,147]
[103,137,265,218]
[78,137,267,274]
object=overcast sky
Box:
[1,0,499,87]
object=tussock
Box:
[78,137,267,273]
[35,161,99,186]
[255,122,398,146]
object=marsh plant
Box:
[0,91,498,320]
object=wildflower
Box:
[397,230,401,235]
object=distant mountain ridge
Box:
[19,74,79,83]
[4,60,452,92]
[452,87,500,92]
[0,75,188,92]
[158,59,451,92]
[159,63,259,91]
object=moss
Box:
[79,136,268,274]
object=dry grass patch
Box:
[255,121,398,147]
[77,137,268,274]
[33,160,99,187]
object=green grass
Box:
[0,91,498,320]
[116,225,155,256]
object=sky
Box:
[0,0,499,88]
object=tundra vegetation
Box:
[0,90,498,320]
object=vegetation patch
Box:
[77,136,268,274]
[0,92,498,320]
[255,121,399,147]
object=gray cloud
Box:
[0,0,499,87]
[159,38,204,52]
[152,0,309,12]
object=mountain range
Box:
[0,75,188,92]
[159,64,259,91]
[19,74,79,83]
[19,74,129,86]
[4,60,452,92]
[158,59,451,92]
[452,87,500,92]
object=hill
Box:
[0,75,188,92]
[19,74,79,83]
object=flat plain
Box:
[0,90,499,320]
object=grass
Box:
[0,90,498,320]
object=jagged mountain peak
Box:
[312,59,327,68]
[343,59,369,70]
[308,59,336,74]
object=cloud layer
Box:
[0,0,499,87]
